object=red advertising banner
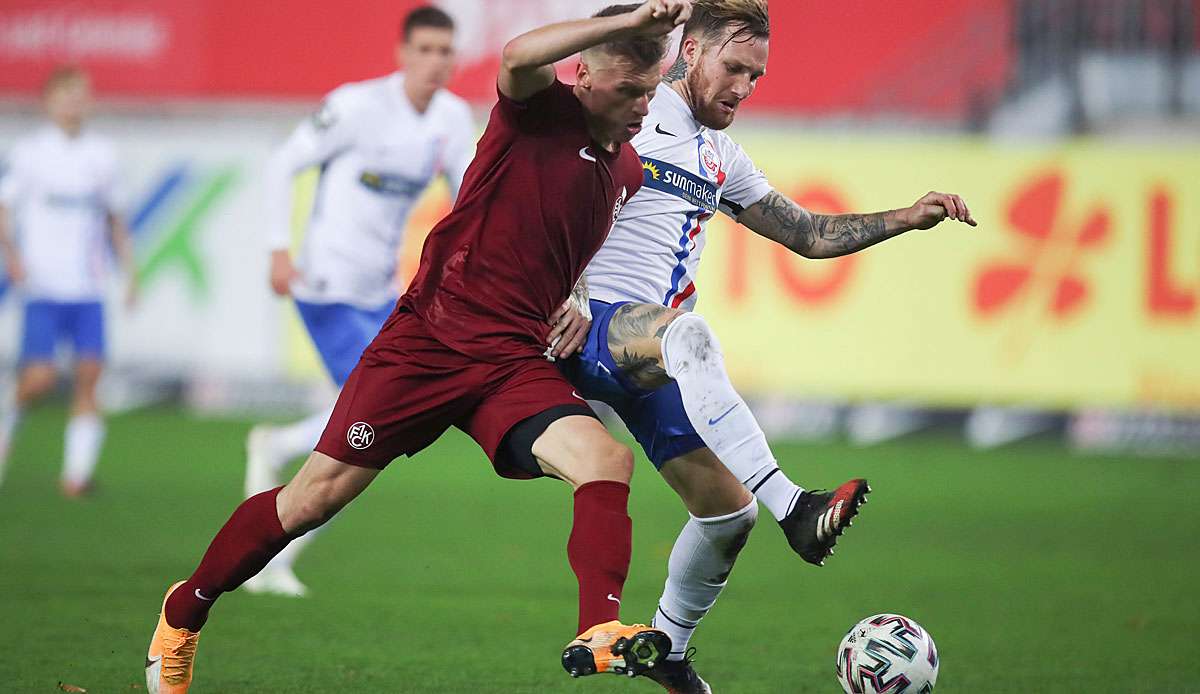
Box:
[0,0,1013,117]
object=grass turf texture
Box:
[0,406,1196,693]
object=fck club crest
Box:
[347,422,375,450]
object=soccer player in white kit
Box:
[0,67,136,497]
[563,2,978,690]
[242,6,475,597]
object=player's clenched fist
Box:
[903,191,977,230]
[632,0,692,35]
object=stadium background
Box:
[1,1,1198,692]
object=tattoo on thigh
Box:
[607,303,665,344]
[614,347,671,390]
[606,303,680,390]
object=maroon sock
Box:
[568,480,632,635]
[164,487,295,631]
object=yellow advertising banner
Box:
[298,135,1200,411]
[699,135,1200,410]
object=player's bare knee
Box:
[612,443,635,481]
[588,440,634,484]
[693,486,754,519]
[19,366,57,401]
[74,363,102,394]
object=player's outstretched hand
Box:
[632,0,692,36]
[905,191,977,230]
[547,300,590,360]
[269,249,298,297]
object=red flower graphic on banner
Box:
[975,172,1111,319]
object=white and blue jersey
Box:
[585,86,772,311]
[1,125,119,303]
[1,125,121,362]
[570,86,774,468]
[265,72,475,384]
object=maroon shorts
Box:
[315,306,592,477]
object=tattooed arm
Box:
[569,274,591,321]
[736,190,977,259]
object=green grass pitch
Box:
[0,406,1196,692]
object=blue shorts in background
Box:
[294,300,395,386]
[561,299,705,470]
[19,300,106,364]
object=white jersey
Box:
[265,72,475,308]
[0,125,120,302]
[586,87,772,311]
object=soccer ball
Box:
[835,614,939,693]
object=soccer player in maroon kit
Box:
[143,2,694,692]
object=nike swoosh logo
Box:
[145,655,160,669]
[579,147,596,162]
[194,589,214,602]
[607,593,622,605]
[707,403,739,426]
[572,391,586,401]
[655,124,676,137]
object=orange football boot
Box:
[145,581,201,694]
[562,620,672,679]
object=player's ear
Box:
[576,60,591,90]
[681,35,700,70]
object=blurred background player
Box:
[0,66,136,497]
[568,1,975,689]
[241,6,476,597]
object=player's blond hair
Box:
[684,0,770,46]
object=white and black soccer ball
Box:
[835,614,939,694]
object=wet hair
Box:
[586,4,670,68]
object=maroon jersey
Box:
[402,80,643,362]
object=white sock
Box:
[744,466,805,522]
[264,524,323,572]
[653,500,758,660]
[271,406,334,461]
[63,413,105,488]
[0,399,21,485]
[660,313,804,516]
